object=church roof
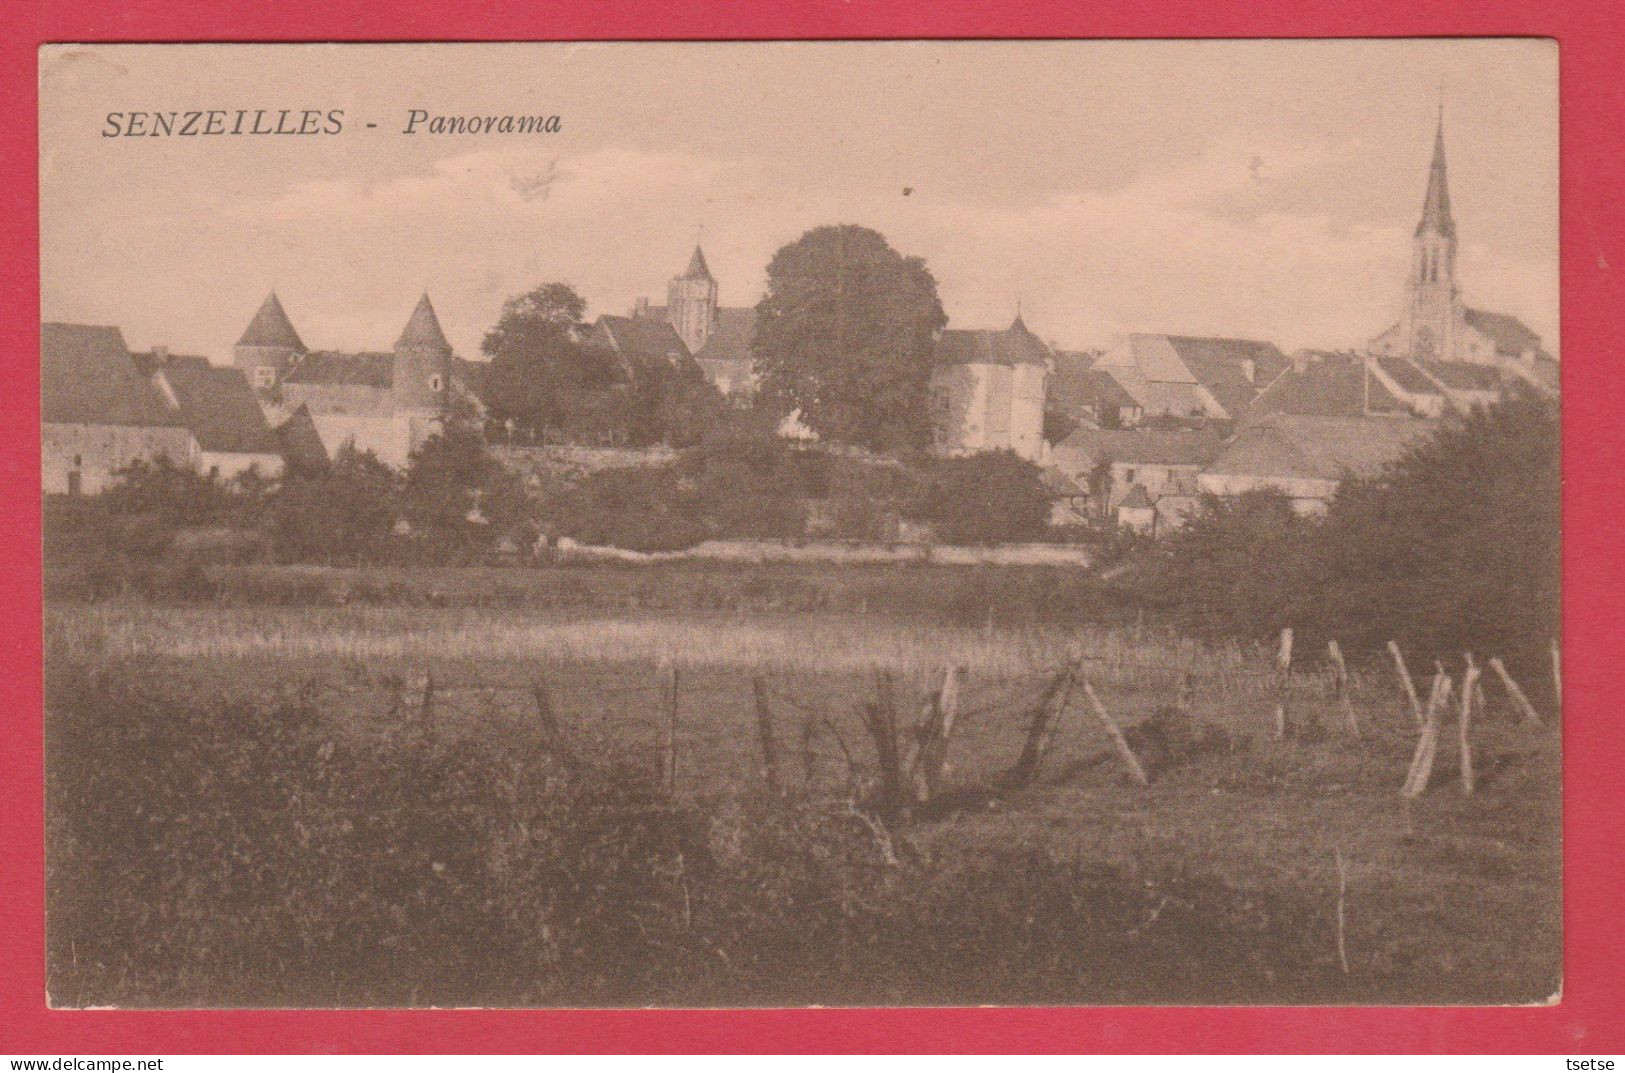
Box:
[156,360,281,455]
[236,292,306,351]
[934,323,1050,367]
[284,351,394,387]
[592,315,700,381]
[679,245,713,281]
[42,323,187,429]
[1416,117,1456,239]
[1464,307,1542,357]
[693,307,757,367]
[395,293,452,351]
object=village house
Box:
[1087,333,1290,428]
[1245,350,1410,422]
[1047,349,1143,430]
[1046,426,1222,533]
[1199,413,1433,515]
[42,323,285,495]
[928,314,1050,462]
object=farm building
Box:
[1198,413,1434,515]
[1046,426,1222,531]
[1088,333,1289,426]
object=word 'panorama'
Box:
[402,110,563,134]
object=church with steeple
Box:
[632,245,760,397]
[231,289,477,467]
[1367,113,1554,376]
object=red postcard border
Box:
[3,0,1621,1054]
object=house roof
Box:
[284,351,394,387]
[157,360,281,455]
[1414,357,1505,392]
[1163,335,1289,420]
[395,293,452,351]
[1247,352,1405,421]
[274,405,329,472]
[236,292,306,350]
[42,323,188,429]
[934,322,1050,367]
[694,306,757,366]
[1206,414,1433,483]
[1048,350,1139,415]
[1464,307,1542,357]
[1374,355,1442,396]
[1118,485,1154,510]
[592,315,700,380]
[1040,468,1089,498]
[1055,426,1222,468]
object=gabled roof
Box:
[1054,426,1222,468]
[284,351,394,387]
[1246,352,1405,421]
[679,245,713,281]
[395,293,452,351]
[1464,307,1542,357]
[1373,355,1442,396]
[1040,468,1088,498]
[934,323,1050,367]
[592,315,700,380]
[42,323,187,429]
[1416,117,1456,239]
[694,306,757,367]
[1118,485,1154,510]
[157,361,281,455]
[275,405,329,472]
[236,292,306,350]
[1163,335,1289,420]
[1206,414,1433,483]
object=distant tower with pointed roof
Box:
[1404,110,1462,362]
[392,293,453,417]
[667,246,719,355]
[233,291,306,394]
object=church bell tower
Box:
[1406,111,1463,362]
[667,245,718,355]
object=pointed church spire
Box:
[395,292,451,351]
[1416,109,1456,239]
[681,245,713,281]
[236,291,305,350]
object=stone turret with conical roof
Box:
[233,291,306,394]
[392,293,453,415]
[667,244,719,354]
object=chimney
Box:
[1240,358,1256,384]
[151,345,170,364]
[1291,350,1311,374]
[633,296,650,318]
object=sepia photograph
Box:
[38,39,1560,1010]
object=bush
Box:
[911,450,1051,545]
[270,446,400,565]
[400,425,537,563]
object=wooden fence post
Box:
[1005,665,1072,789]
[909,664,963,803]
[751,673,781,794]
[1328,639,1357,737]
[1402,672,1451,797]
[1080,677,1150,786]
[1551,638,1563,712]
[1272,627,1294,739]
[420,669,436,739]
[1488,657,1543,727]
[860,669,906,815]
[530,673,569,758]
[659,659,680,795]
[1388,641,1424,727]
[1334,849,1351,976]
[1459,655,1482,796]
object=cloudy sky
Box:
[40,39,1557,361]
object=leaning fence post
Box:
[1402,672,1451,797]
[910,663,963,802]
[1488,657,1543,727]
[1459,655,1482,796]
[751,673,782,794]
[1006,665,1071,789]
[659,658,680,794]
[1388,641,1424,727]
[1272,627,1294,739]
[1080,677,1150,786]
[1328,639,1357,737]
[866,669,906,815]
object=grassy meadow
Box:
[43,563,1563,1006]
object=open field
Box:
[45,597,1562,1007]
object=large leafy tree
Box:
[481,283,618,437]
[269,446,400,565]
[400,424,535,561]
[752,225,947,451]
